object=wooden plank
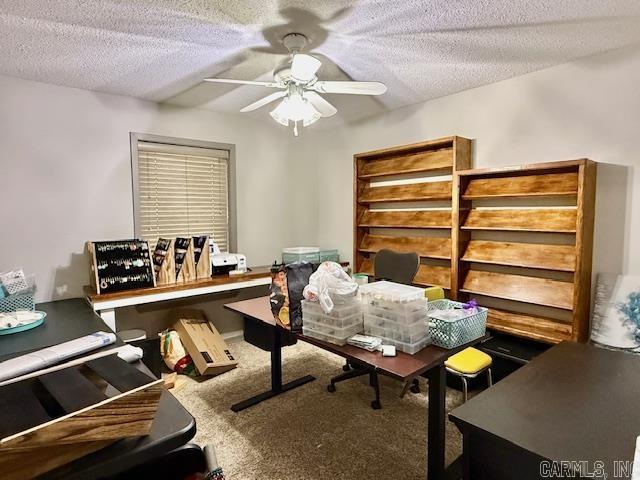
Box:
[462,208,577,232]
[487,308,573,344]
[462,172,578,199]
[1,381,163,450]
[359,258,450,289]
[85,264,274,301]
[0,381,51,439]
[86,355,156,393]
[358,148,453,178]
[38,367,108,414]
[461,270,574,310]
[358,210,451,228]
[354,136,455,160]
[461,240,576,272]
[414,265,451,289]
[456,158,588,177]
[359,181,452,203]
[451,137,472,299]
[572,160,597,342]
[1,439,112,480]
[359,234,451,259]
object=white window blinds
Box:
[136,141,230,252]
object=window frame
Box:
[130,132,237,252]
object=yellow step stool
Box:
[445,347,493,402]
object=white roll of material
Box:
[0,331,117,382]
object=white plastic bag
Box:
[303,261,358,313]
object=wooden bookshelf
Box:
[454,159,597,343]
[353,136,472,291]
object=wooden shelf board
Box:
[461,240,575,272]
[358,210,451,229]
[359,181,452,203]
[358,149,453,179]
[486,308,573,344]
[354,136,456,160]
[461,270,574,310]
[358,258,451,289]
[462,172,578,200]
[456,158,589,177]
[359,234,451,260]
[461,208,577,233]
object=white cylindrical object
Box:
[0,331,116,382]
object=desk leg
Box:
[97,308,116,332]
[426,364,446,480]
[231,327,315,412]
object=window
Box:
[131,133,235,252]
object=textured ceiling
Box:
[2,0,640,128]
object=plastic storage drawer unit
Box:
[318,249,340,262]
[282,247,320,264]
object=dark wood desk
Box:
[225,296,483,480]
[450,342,640,480]
[0,298,196,479]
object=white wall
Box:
[0,74,317,332]
[2,42,639,333]
[305,43,640,279]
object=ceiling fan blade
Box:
[203,78,279,88]
[305,91,337,117]
[291,54,322,83]
[312,81,387,95]
[240,91,287,112]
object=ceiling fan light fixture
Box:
[269,92,320,131]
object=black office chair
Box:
[327,249,420,409]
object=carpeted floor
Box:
[173,339,465,480]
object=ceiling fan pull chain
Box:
[293,121,299,137]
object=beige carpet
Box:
[173,339,465,480]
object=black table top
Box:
[0,298,196,479]
[450,342,640,474]
[0,298,118,360]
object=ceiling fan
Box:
[203,33,387,136]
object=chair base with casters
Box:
[399,377,421,398]
[328,361,381,409]
[444,347,493,403]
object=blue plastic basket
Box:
[426,300,487,349]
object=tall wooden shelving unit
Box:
[353,136,472,291]
[454,159,596,343]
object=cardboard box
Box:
[172,309,237,376]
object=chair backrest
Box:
[373,249,419,285]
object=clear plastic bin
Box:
[362,304,426,325]
[387,335,431,354]
[302,299,361,319]
[364,322,428,344]
[359,281,426,312]
[302,323,363,346]
[282,247,320,264]
[303,318,362,338]
[361,332,431,354]
[318,249,340,262]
